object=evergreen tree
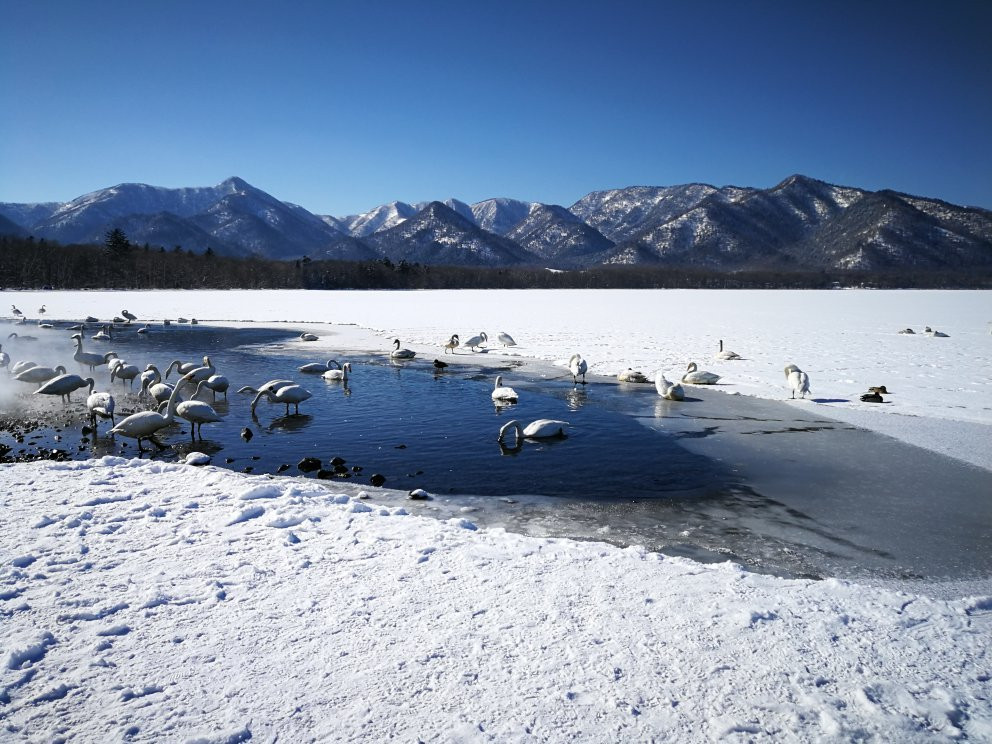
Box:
[104,228,131,257]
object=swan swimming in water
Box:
[323,361,351,382]
[654,371,685,401]
[784,363,810,399]
[463,332,488,352]
[497,419,569,446]
[491,375,519,402]
[35,374,95,403]
[617,368,649,383]
[569,354,588,384]
[299,359,340,374]
[390,339,416,360]
[682,362,720,385]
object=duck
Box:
[11,305,22,318]
[34,374,95,404]
[300,332,318,342]
[715,340,742,360]
[868,385,891,395]
[299,359,340,374]
[109,377,190,451]
[617,368,649,383]
[497,332,517,347]
[491,375,519,402]
[682,362,720,385]
[433,359,449,370]
[860,391,884,403]
[86,392,116,429]
[251,384,312,416]
[15,364,67,387]
[463,332,488,352]
[784,363,810,399]
[654,371,685,401]
[322,361,351,382]
[443,334,459,354]
[569,354,588,385]
[898,328,915,335]
[497,419,568,445]
[171,382,224,439]
[390,339,416,360]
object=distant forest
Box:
[2,232,990,291]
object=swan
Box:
[177,317,189,323]
[7,332,37,342]
[181,356,216,385]
[110,361,140,389]
[122,309,137,323]
[497,332,517,347]
[92,324,113,341]
[300,332,318,342]
[654,371,685,401]
[926,328,949,338]
[497,419,568,444]
[199,374,229,400]
[86,391,116,429]
[390,339,416,360]
[444,334,459,354]
[164,359,198,379]
[784,363,810,399]
[38,304,46,317]
[860,391,884,403]
[617,368,649,383]
[463,332,488,352]
[142,379,176,405]
[15,364,67,386]
[138,364,162,392]
[38,321,54,329]
[323,361,351,382]
[251,384,312,416]
[71,334,118,371]
[568,354,588,384]
[238,379,294,395]
[109,377,190,451]
[136,324,151,334]
[170,381,223,439]
[10,360,37,376]
[299,359,340,374]
[0,344,8,370]
[682,362,720,385]
[715,340,742,360]
[34,374,95,403]
[11,305,22,317]
[491,375,519,402]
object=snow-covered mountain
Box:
[2,175,989,271]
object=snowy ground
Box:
[1,288,990,740]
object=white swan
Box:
[784,363,810,399]
[251,384,312,416]
[617,368,649,383]
[0,344,8,370]
[300,332,318,342]
[654,371,685,401]
[168,356,214,384]
[238,379,295,396]
[86,391,116,428]
[463,332,488,352]
[110,377,190,451]
[323,361,351,382]
[390,339,416,360]
[35,374,95,403]
[491,375,519,402]
[444,334,459,354]
[199,374,229,400]
[10,360,37,376]
[165,359,198,379]
[110,361,140,389]
[138,364,161,392]
[136,323,151,334]
[15,364,67,386]
[72,334,118,371]
[497,332,517,347]
[170,381,223,439]
[682,362,720,385]
[92,324,113,341]
[715,340,742,360]
[142,379,176,405]
[497,419,568,444]
[299,359,340,374]
[569,354,588,384]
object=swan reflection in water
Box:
[264,413,314,433]
[565,387,588,411]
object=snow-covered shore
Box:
[2,458,989,741]
[1,288,990,740]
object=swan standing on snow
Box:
[122,309,137,323]
[497,332,517,347]
[682,362,720,385]
[497,419,568,444]
[323,362,351,382]
[617,368,649,383]
[299,359,339,374]
[86,392,116,429]
[444,334,459,354]
[110,377,190,451]
[491,375,519,402]
[715,340,742,360]
[34,374,95,403]
[463,332,488,352]
[784,364,810,399]
[569,354,588,384]
[72,334,118,372]
[38,304,46,318]
[390,339,416,360]
[300,332,318,342]
[654,371,685,401]
[251,384,312,416]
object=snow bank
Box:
[1,459,989,740]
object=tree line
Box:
[1,231,990,291]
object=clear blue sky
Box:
[2,0,990,215]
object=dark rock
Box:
[370,473,386,487]
[408,488,430,500]
[316,469,334,480]
[298,457,322,473]
[330,456,346,466]
[394,444,406,449]
[277,464,290,473]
